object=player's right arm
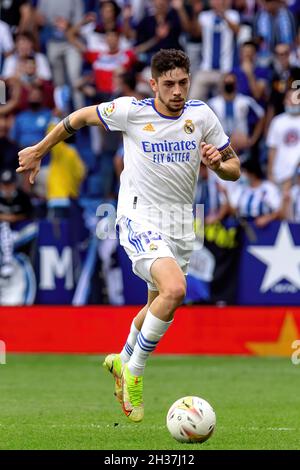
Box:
[17,105,102,184]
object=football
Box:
[166,396,216,443]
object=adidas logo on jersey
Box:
[143,123,155,132]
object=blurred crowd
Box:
[0,0,300,282]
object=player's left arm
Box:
[201,142,241,181]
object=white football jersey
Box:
[97,97,229,238]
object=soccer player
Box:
[17,49,240,423]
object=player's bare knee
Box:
[161,283,186,307]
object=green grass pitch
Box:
[0,354,299,450]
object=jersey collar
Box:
[151,99,186,120]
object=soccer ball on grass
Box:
[166,396,216,443]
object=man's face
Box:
[100,2,116,21]
[275,44,290,69]
[210,0,226,11]
[241,44,256,62]
[28,88,42,105]
[153,0,168,14]
[263,0,280,14]
[16,37,33,57]
[25,59,37,76]
[150,68,190,114]
[223,73,236,94]
[0,182,16,198]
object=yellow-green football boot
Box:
[121,363,144,422]
[103,353,122,403]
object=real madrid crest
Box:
[184,119,195,134]
[149,243,158,251]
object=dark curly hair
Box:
[151,49,190,79]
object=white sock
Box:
[120,320,139,364]
[128,309,173,376]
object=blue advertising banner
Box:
[238,221,300,305]
[117,245,147,304]
[35,220,76,304]
[31,218,300,306]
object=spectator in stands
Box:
[11,55,55,110]
[2,32,52,81]
[96,0,127,36]
[134,0,194,65]
[114,70,144,99]
[228,158,282,228]
[209,73,265,162]
[232,0,257,26]
[288,0,300,28]
[290,25,300,67]
[189,0,240,101]
[10,84,53,196]
[0,169,33,278]
[232,40,270,104]
[195,163,230,225]
[68,1,131,55]
[46,123,86,218]
[0,77,21,116]
[0,0,33,34]
[0,220,14,279]
[0,170,33,222]
[36,0,84,109]
[79,29,136,101]
[132,60,153,97]
[0,115,19,172]
[0,19,14,73]
[265,43,300,129]
[253,0,296,66]
[10,85,52,149]
[121,0,154,27]
[266,88,300,190]
[182,1,203,75]
[282,166,300,223]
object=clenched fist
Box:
[200,142,222,171]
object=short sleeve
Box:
[266,117,280,148]
[97,97,132,132]
[264,183,282,211]
[2,55,15,78]
[203,105,230,151]
[1,22,14,53]
[198,11,208,27]
[36,53,52,80]
[227,184,243,209]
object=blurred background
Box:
[0,0,299,356]
[0,0,299,308]
[0,2,300,451]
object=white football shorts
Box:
[117,216,195,291]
